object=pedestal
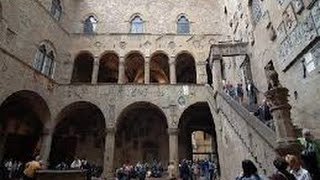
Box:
[265,87,302,156]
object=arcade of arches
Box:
[0,92,218,177]
[71,51,196,84]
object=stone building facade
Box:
[0,0,318,180]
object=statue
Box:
[264,61,281,90]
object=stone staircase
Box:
[205,87,277,179]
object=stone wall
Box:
[226,0,320,137]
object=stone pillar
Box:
[39,128,53,168]
[144,56,150,84]
[92,57,100,84]
[168,128,179,176]
[103,127,116,179]
[118,57,125,84]
[265,87,302,156]
[0,133,7,161]
[169,57,176,84]
[212,57,223,90]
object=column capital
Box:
[42,128,53,135]
[105,127,116,135]
[167,128,179,135]
[169,58,176,65]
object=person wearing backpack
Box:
[298,129,320,179]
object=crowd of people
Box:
[52,157,102,179]
[0,156,102,180]
[115,160,164,180]
[177,159,217,180]
[223,80,275,131]
[235,129,320,180]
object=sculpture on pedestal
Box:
[264,61,302,156]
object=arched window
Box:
[130,16,143,33]
[51,0,62,21]
[177,16,190,34]
[84,16,97,34]
[33,44,55,77]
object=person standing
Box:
[298,129,320,179]
[22,156,43,180]
[269,157,295,180]
[235,159,265,180]
[236,83,244,104]
[285,154,312,180]
[167,161,177,180]
[246,80,258,112]
[70,157,82,169]
[254,99,273,123]
[206,58,213,87]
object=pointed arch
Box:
[177,14,190,34]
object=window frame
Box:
[130,16,144,33]
[33,43,56,78]
[83,15,98,35]
[177,15,190,34]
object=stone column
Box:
[265,87,302,156]
[39,128,53,168]
[169,57,176,84]
[168,128,179,176]
[103,127,116,179]
[92,57,100,84]
[212,56,223,90]
[0,133,7,161]
[144,56,150,84]
[118,57,125,84]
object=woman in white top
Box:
[285,154,312,180]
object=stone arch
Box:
[50,101,105,171]
[0,90,51,162]
[71,51,94,83]
[124,51,145,83]
[98,51,119,83]
[177,102,219,168]
[176,51,197,84]
[115,101,169,167]
[150,51,170,83]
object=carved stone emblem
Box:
[292,0,304,14]
[119,41,127,49]
[283,4,297,34]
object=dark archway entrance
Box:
[98,52,119,83]
[125,52,145,83]
[49,102,105,171]
[0,90,50,163]
[71,52,94,83]
[115,102,168,168]
[150,52,169,83]
[176,52,196,84]
[178,102,219,164]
